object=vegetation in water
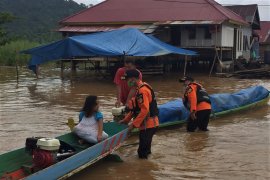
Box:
[0,0,86,42]
[0,40,40,66]
[0,0,87,66]
[0,12,15,45]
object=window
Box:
[188,27,196,39]
[204,27,212,39]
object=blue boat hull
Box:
[26,129,128,180]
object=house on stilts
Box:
[58,0,261,74]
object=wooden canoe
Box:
[156,93,270,129]
[132,86,270,132]
[0,122,128,180]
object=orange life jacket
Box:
[125,82,159,130]
[128,83,159,118]
[183,82,211,112]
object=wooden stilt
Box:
[220,47,223,73]
[106,57,109,74]
[232,47,235,72]
[71,60,76,71]
[184,55,187,76]
[60,60,64,71]
[209,53,217,77]
[209,25,219,77]
[15,51,19,83]
[36,65,39,79]
[16,61,19,83]
[60,61,64,79]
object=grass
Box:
[0,40,40,66]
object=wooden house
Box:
[58,0,260,72]
[255,21,270,63]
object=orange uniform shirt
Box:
[184,83,211,112]
[123,81,159,130]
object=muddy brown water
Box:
[0,67,269,180]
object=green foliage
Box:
[0,12,15,24]
[0,0,86,42]
[0,0,86,66]
[0,40,40,66]
[0,12,15,45]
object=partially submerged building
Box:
[226,4,261,60]
[255,21,270,64]
[58,0,261,72]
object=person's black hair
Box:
[125,69,140,79]
[124,60,135,65]
[82,96,98,117]
[179,76,194,82]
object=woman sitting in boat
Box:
[73,96,108,144]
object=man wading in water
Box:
[119,69,159,159]
[180,76,212,132]
[114,60,142,107]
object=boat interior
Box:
[0,122,127,178]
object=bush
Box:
[0,40,40,66]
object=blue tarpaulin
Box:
[22,28,197,68]
[158,86,269,124]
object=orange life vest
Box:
[183,82,211,112]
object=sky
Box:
[74,0,270,21]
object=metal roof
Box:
[58,24,157,33]
[156,20,223,25]
[226,4,260,29]
[58,25,120,32]
[60,0,248,26]
[255,21,270,43]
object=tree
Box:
[0,0,86,43]
[0,12,15,45]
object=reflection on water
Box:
[0,66,269,179]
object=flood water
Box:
[0,66,269,180]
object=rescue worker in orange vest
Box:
[180,76,211,132]
[119,69,159,159]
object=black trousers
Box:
[187,109,211,132]
[138,128,157,159]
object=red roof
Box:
[255,21,270,43]
[60,0,247,25]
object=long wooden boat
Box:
[0,86,269,179]
[157,92,270,129]
[156,85,270,129]
[0,122,128,180]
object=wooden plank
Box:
[234,67,270,74]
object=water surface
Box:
[0,67,269,179]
